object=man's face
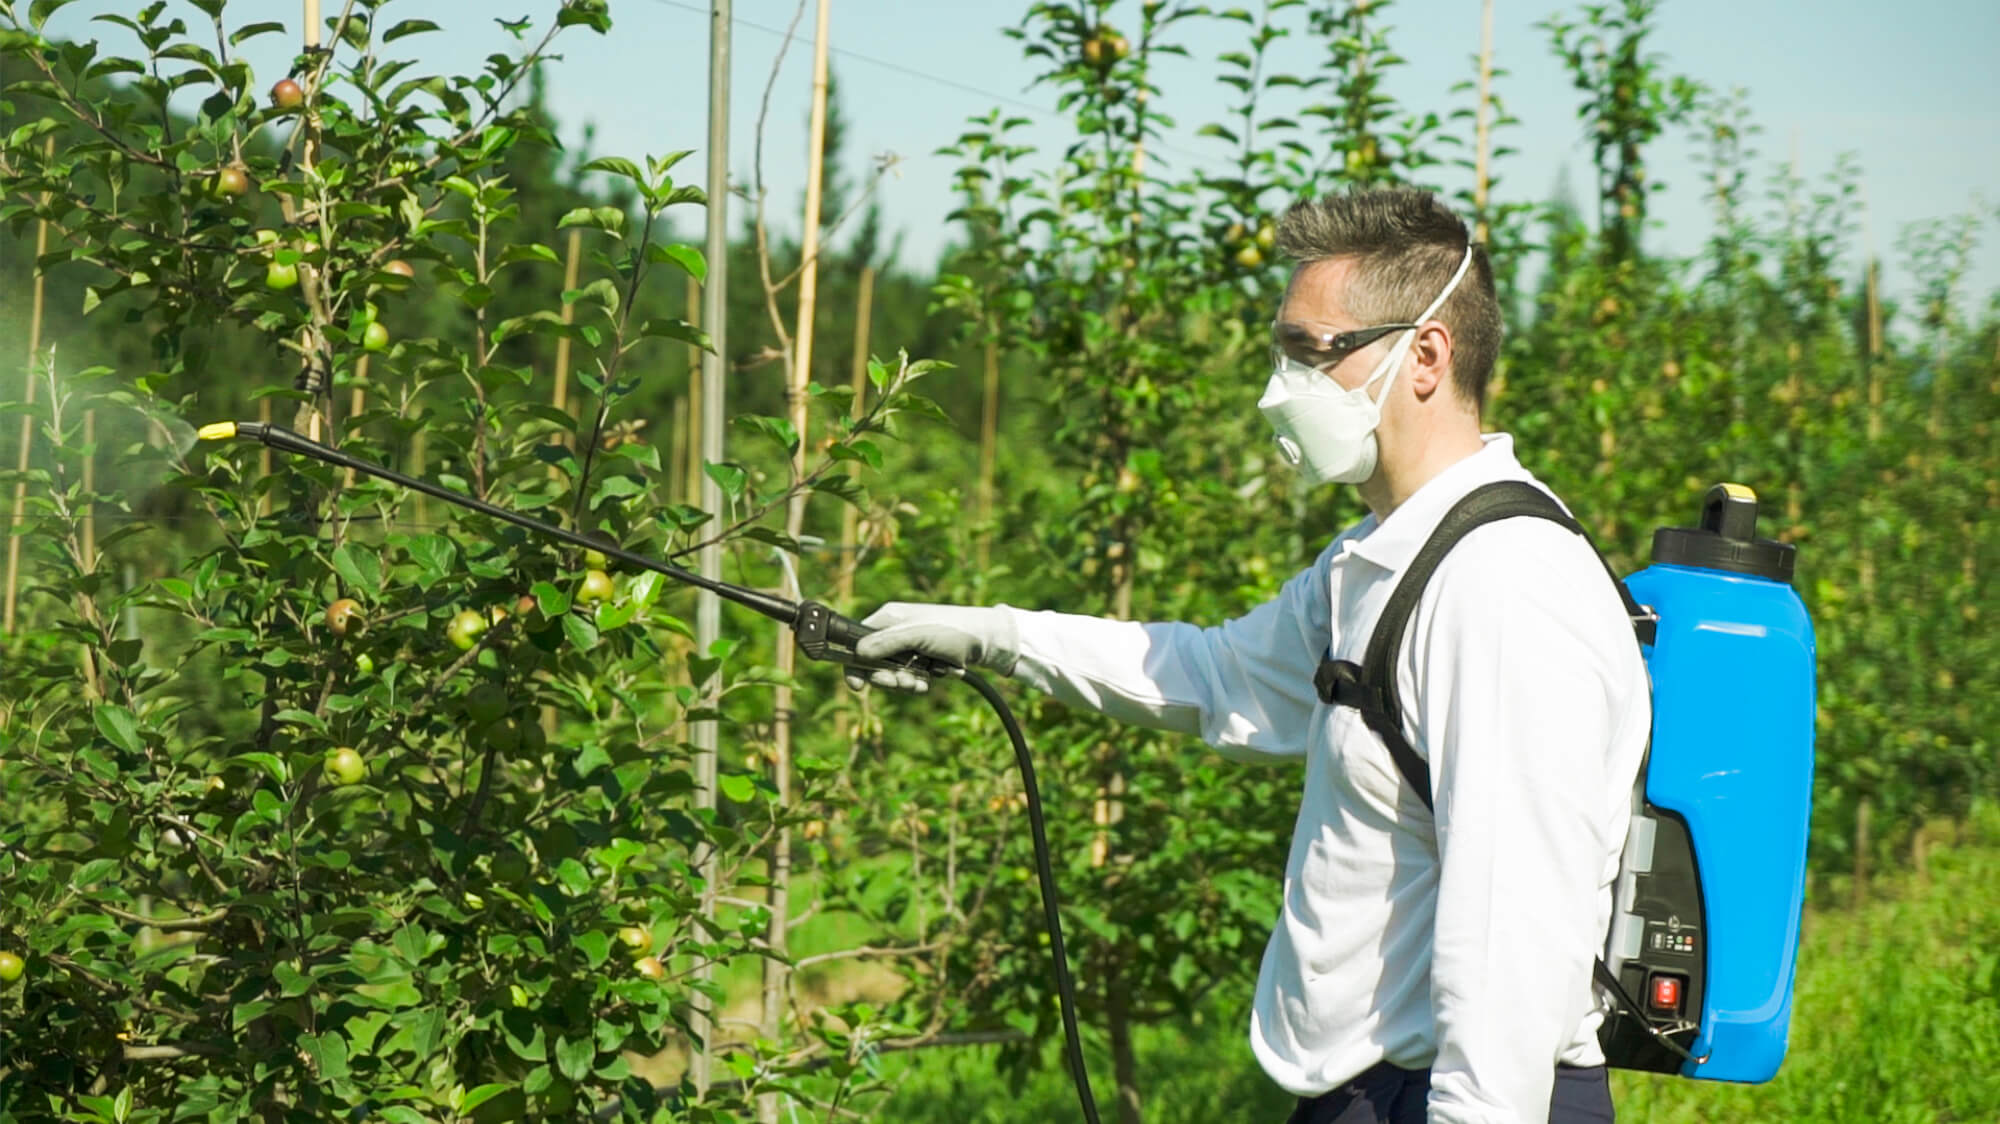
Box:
[1271,256,1410,395]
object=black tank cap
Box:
[1651,483,1796,583]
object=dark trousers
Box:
[1286,1061,1614,1124]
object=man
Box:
[848,188,1650,1123]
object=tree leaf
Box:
[330,544,382,594]
[703,462,746,502]
[562,612,599,652]
[579,156,644,184]
[405,534,457,588]
[555,1034,594,1083]
[644,241,706,282]
[93,705,143,753]
[382,18,441,42]
[460,1083,513,1111]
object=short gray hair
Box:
[1275,188,1501,411]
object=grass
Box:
[837,803,2000,1124]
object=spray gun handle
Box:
[792,600,964,680]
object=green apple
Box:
[447,609,488,651]
[576,569,614,603]
[0,951,23,983]
[483,717,524,754]
[490,850,529,884]
[362,322,390,352]
[325,747,365,786]
[463,683,509,726]
[265,261,300,291]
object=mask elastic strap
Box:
[1362,243,1478,397]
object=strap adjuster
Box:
[1314,655,1367,707]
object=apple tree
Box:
[0,0,950,1118]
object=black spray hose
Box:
[199,420,1102,1122]
[964,669,1102,1124]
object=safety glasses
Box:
[1269,320,1417,373]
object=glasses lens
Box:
[1272,325,1336,369]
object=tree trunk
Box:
[976,332,1001,570]
[1850,797,1871,910]
[1107,960,1144,1124]
[5,144,49,635]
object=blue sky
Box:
[46,1,2000,323]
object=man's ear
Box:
[1405,320,1455,401]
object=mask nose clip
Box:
[1275,434,1303,465]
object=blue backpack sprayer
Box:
[1317,480,1817,1082]
[205,419,1814,1116]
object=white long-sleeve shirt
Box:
[999,434,1650,1123]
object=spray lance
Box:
[198,419,1104,1123]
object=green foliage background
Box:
[1,0,1993,1121]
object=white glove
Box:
[844,602,1021,694]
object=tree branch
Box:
[792,940,948,972]
[100,905,227,932]
[122,1041,225,1061]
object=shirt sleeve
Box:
[998,541,1338,763]
[1411,524,1635,1124]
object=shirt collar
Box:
[1343,434,1533,574]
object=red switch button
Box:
[1649,975,1683,1012]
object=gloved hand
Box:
[845,602,1021,694]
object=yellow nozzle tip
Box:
[1719,482,1756,501]
[196,422,238,441]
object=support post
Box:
[976,331,1000,570]
[550,228,583,480]
[835,265,873,611]
[342,356,368,488]
[689,0,732,1096]
[4,136,54,636]
[1473,0,1495,243]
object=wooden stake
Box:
[410,424,427,527]
[668,396,688,507]
[975,332,1000,570]
[762,3,832,1111]
[256,397,272,516]
[832,266,873,745]
[298,0,325,443]
[342,356,368,488]
[836,266,874,611]
[550,228,583,480]
[1851,797,1872,910]
[1865,258,1883,439]
[685,276,703,505]
[1473,0,1495,243]
[690,0,734,1085]
[3,137,54,635]
[81,409,95,570]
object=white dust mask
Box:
[1258,245,1476,486]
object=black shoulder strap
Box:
[1313,481,1651,811]
[1311,482,1675,1042]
